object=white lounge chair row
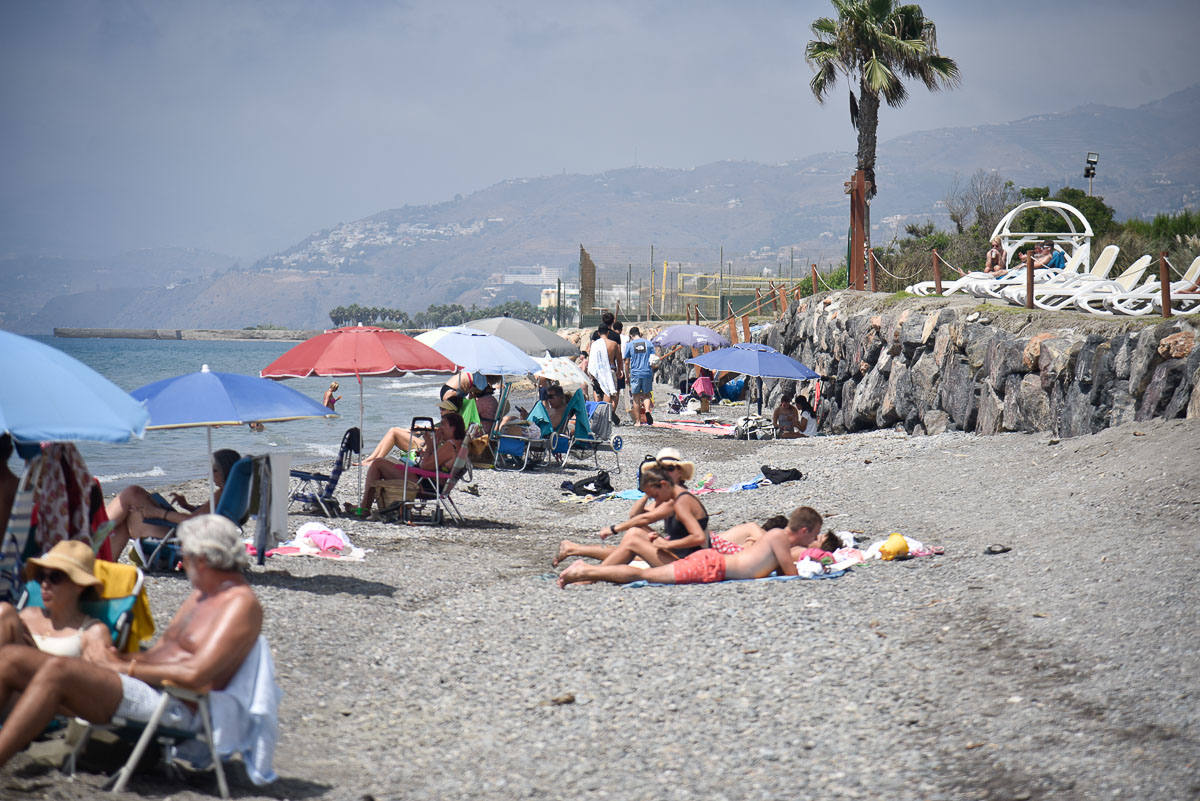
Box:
[906,248,1200,317]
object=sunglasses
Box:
[658,462,681,471]
[36,569,70,586]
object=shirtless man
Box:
[0,514,262,766]
[557,506,824,587]
[600,313,624,424]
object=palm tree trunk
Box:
[856,83,880,275]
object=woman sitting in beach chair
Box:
[0,541,110,657]
[357,413,465,515]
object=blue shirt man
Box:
[623,327,656,424]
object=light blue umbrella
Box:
[0,329,149,444]
[652,324,730,349]
[132,364,335,506]
[414,326,540,376]
[686,343,818,415]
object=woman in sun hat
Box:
[0,540,109,657]
[552,449,703,567]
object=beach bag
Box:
[734,415,773,440]
[880,532,909,561]
[560,471,612,497]
[375,478,426,508]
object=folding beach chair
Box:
[89,635,280,797]
[288,427,361,516]
[569,398,623,473]
[133,457,255,571]
[379,432,475,525]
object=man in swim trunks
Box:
[0,515,263,766]
[558,506,823,587]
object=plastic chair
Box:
[569,400,623,473]
[288,427,360,516]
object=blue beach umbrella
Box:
[686,343,818,415]
[0,330,149,445]
[414,326,541,376]
[132,364,335,506]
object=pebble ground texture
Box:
[2,387,1197,801]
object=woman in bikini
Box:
[0,540,109,658]
[556,463,710,572]
[552,448,694,566]
[357,412,465,514]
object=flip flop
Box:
[984,544,1011,555]
[930,546,945,555]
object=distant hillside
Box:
[3,86,1197,334]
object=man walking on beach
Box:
[623,327,656,426]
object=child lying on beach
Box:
[557,506,823,587]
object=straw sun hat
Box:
[642,446,695,482]
[23,540,102,588]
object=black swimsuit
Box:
[662,491,709,557]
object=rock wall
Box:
[663,291,1200,437]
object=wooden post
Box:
[754,288,763,314]
[847,170,867,290]
[932,249,942,296]
[741,315,751,343]
[1160,251,1173,318]
[1024,251,1034,310]
[727,302,738,344]
[868,250,877,292]
[811,264,818,295]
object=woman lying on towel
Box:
[558,507,824,587]
[356,413,465,514]
[552,448,696,567]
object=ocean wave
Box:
[96,466,166,483]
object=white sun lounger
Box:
[1026,254,1150,312]
[1002,245,1117,305]
[1099,256,1200,316]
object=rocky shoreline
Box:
[2,380,1196,800]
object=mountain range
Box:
[3,85,1197,334]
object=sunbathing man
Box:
[0,514,262,766]
[558,506,824,587]
[711,514,841,558]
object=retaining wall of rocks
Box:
[664,291,1200,437]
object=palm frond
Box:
[862,56,898,95]
[810,63,839,102]
[810,16,838,37]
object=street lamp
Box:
[1084,152,1099,196]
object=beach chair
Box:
[288,427,361,516]
[1024,254,1150,312]
[1001,245,1116,305]
[492,397,573,472]
[375,430,475,525]
[1102,256,1200,316]
[568,399,623,473]
[94,635,280,797]
[133,457,255,571]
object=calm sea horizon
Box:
[19,336,446,495]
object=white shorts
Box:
[115,674,200,732]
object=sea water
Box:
[21,336,443,493]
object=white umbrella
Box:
[533,356,591,390]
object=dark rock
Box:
[938,357,975,430]
[985,337,1025,398]
[1137,358,1187,421]
[976,385,1004,435]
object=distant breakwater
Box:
[54,327,323,341]
[661,291,1199,437]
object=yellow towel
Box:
[93,560,156,651]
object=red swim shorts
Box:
[672,548,727,584]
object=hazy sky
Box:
[2,0,1197,261]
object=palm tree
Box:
[805,0,959,199]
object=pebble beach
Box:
[3,386,1198,801]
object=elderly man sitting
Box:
[0,515,263,767]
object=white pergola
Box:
[991,199,1094,270]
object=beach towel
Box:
[170,635,281,785]
[31,443,94,551]
[651,421,735,435]
[588,338,617,397]
[93,559,156,651]
[625,568,846,588]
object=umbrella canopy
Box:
[132,364,335,506]
[258,325,457,379]
[415,326,540,376]
[132,365,336,430]
[652,324,730,349]
[463,317,577,357]
[0,330,149,444]
[685,342,818,380]
[533,356,591,390]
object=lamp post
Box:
[1084,152,1099,196]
